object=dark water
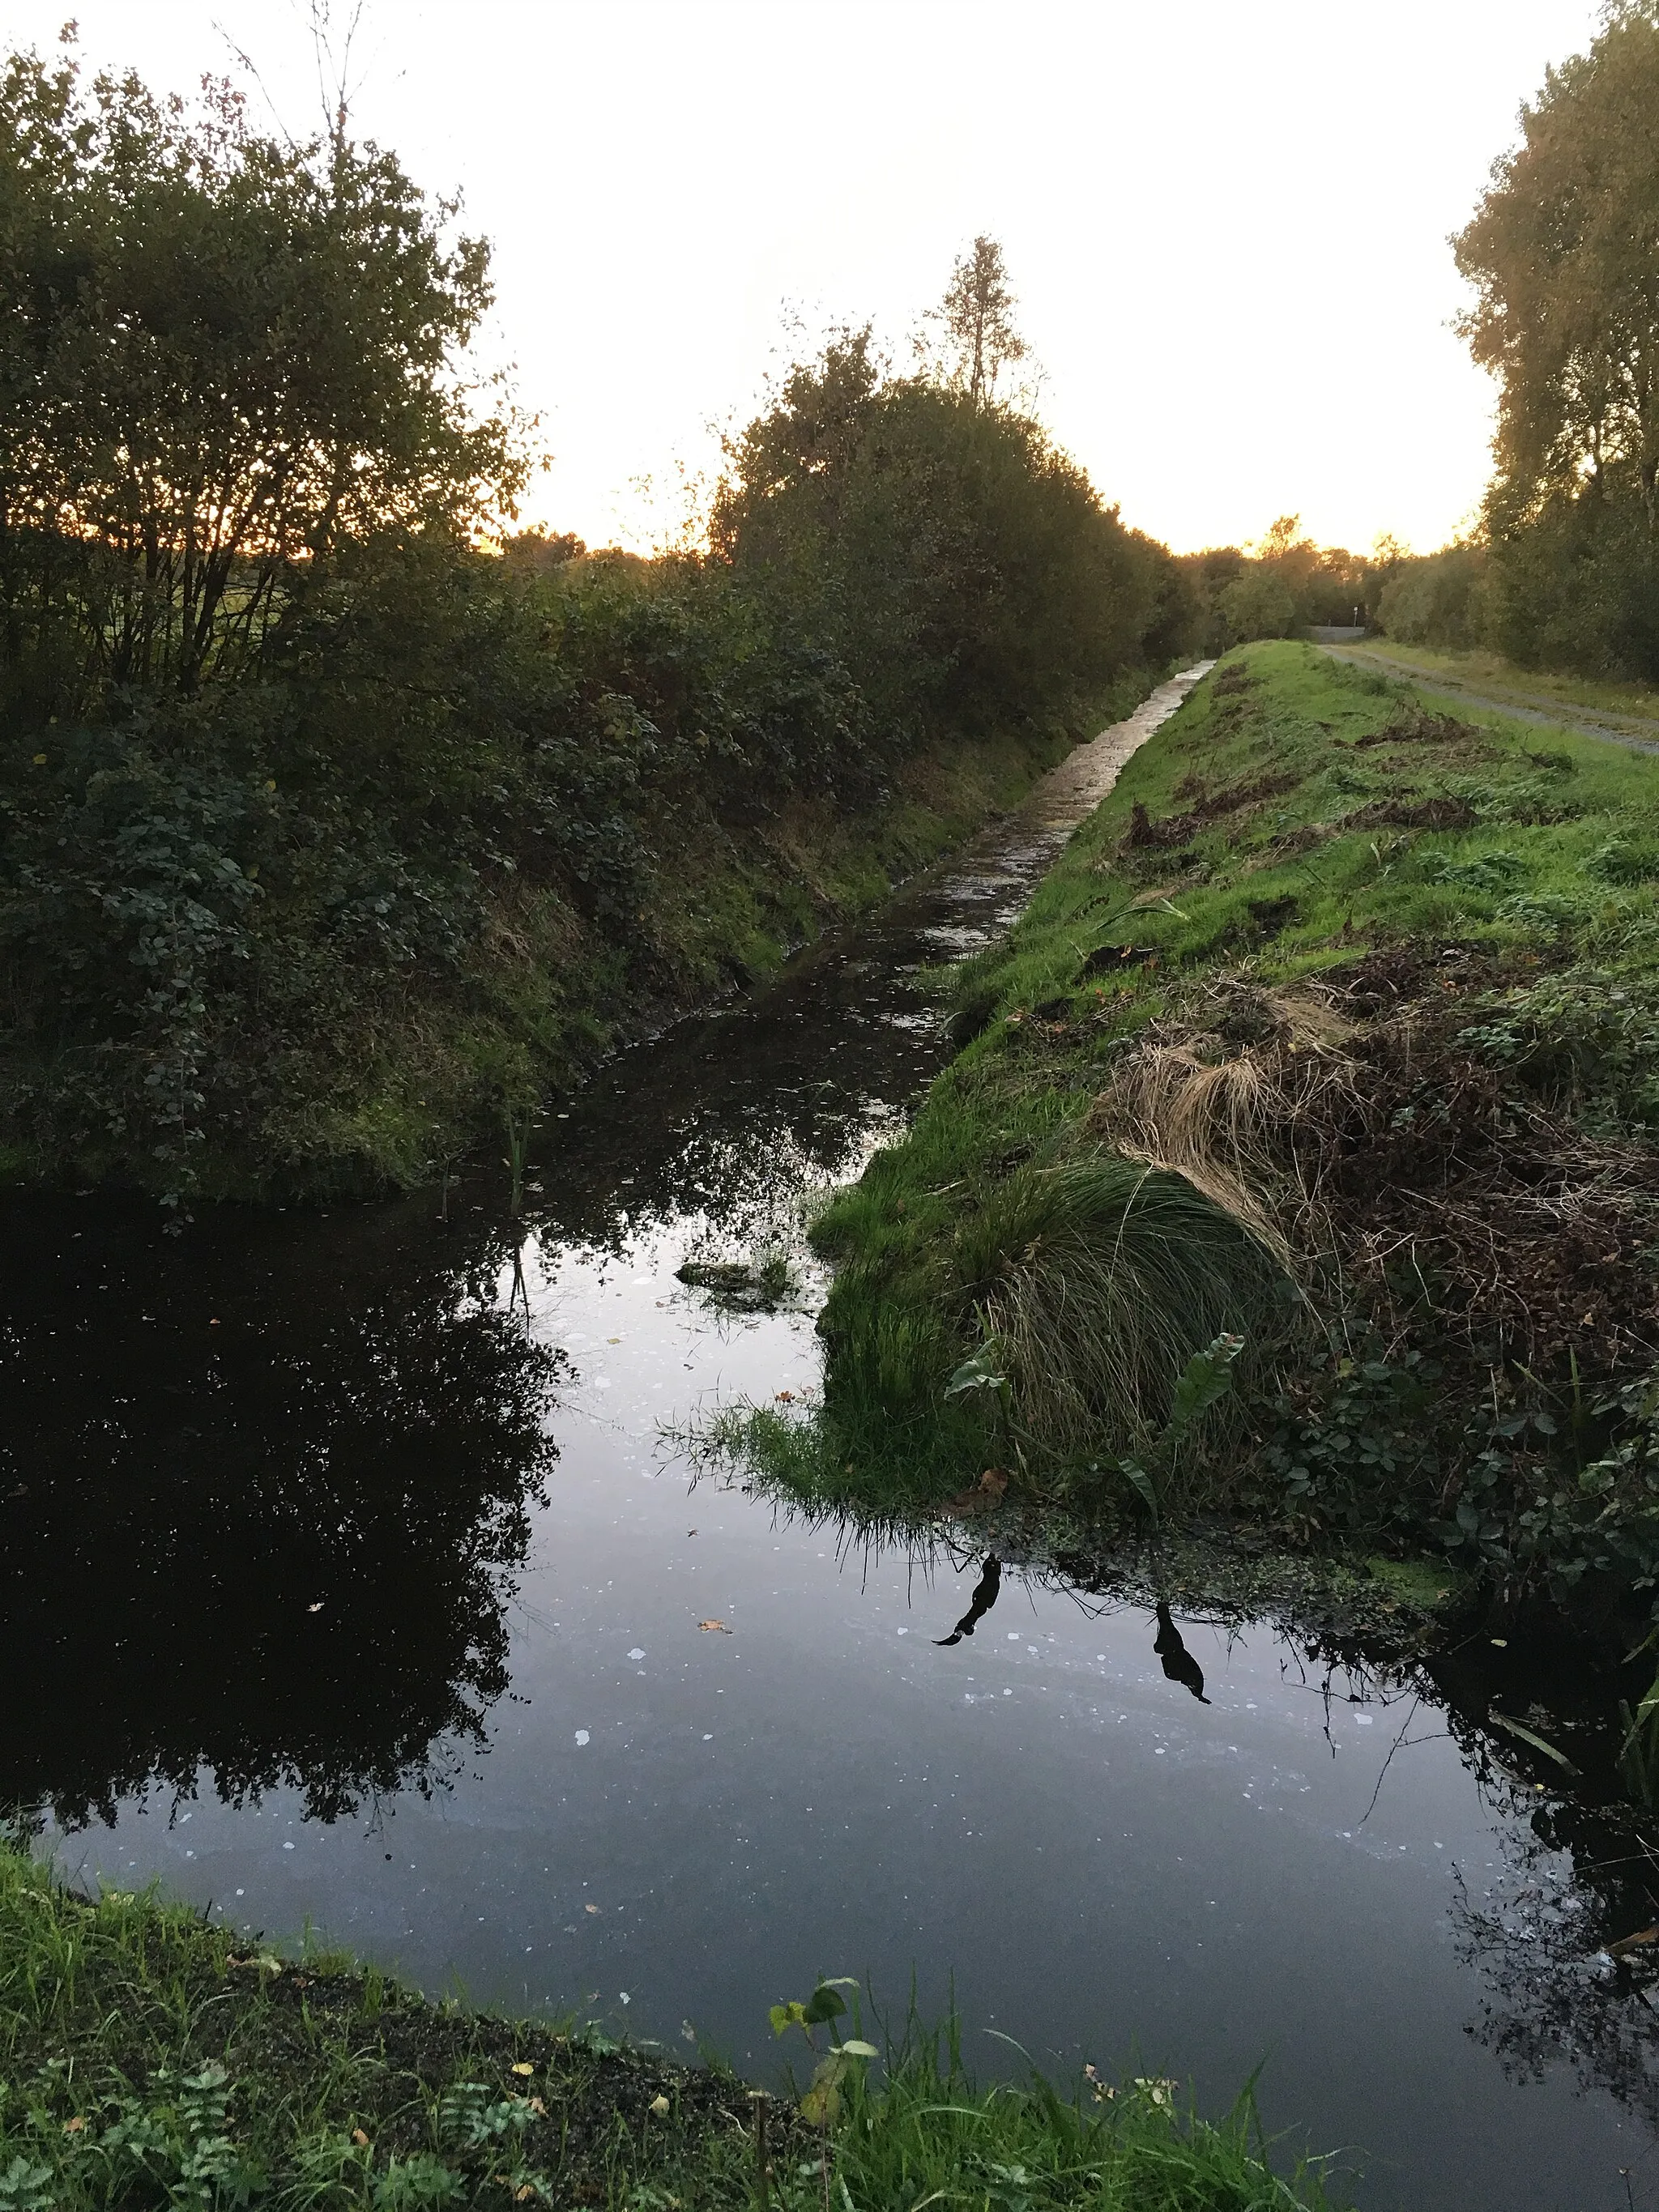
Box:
[6,671,1659,2212]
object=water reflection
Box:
[0,1201,560,1826]
[933,1556,1002,1644]
[1154,1601,1211,1703]
[1452,1813,1659,2131]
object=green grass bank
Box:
[0,1842,1336,2210]
[732,641,1659,1648]
[234,695,1131,1202]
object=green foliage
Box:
[829,2008,1338,2212]
[1453,10,1659,677]
[0,40,520,704]
[710,331,1187,743]
[1181,522,1396,654]
[1218,568,1296,646]
[1376,545,1490,650]
[0,61,1183,1200]
[1263,1346,1439,1540]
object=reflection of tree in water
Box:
[1154,1602,1210,1702]
[0,1202,561,1828]
[1449,1800,1659,2130]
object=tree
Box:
[0,36,526,704]
[1218,567,1295,645]
[1454,6,1659,532]
[925,235,1029,411]
[1376,543,1490,648]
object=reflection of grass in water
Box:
[0,1842,1341,2211]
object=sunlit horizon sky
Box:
[8,1,1605,557]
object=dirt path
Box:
[1321,641,1659,757]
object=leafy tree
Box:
[1218,566,1295,645]
[0,35,523,705]
[1452,7,1659,675]
[712,332,1174,739]
[923,234,1030,410]
[1456,5,1659,530]
[1376,543,1490,648]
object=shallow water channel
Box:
[6,670,1659,2211]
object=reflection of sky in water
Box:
[7,672,1658,2211]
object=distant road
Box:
[1320,641,1659,757]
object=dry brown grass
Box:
[1086,986,1361,1267]
[1085,957,1659,1380]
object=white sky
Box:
[8,0,1603,555]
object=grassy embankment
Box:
[0,673,1155,1208]
[731,641,1659,1643]
[260,703,1127,1200]
[0,1842,1335,2210]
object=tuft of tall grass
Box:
[835,2005,1344,2212]
[961,1152,1294,1478]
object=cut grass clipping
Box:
[0,1840,1340,2208]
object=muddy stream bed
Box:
[5,671,1657,2211]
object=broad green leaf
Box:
[800,2052,848,2125]
[945,1350,1008,1402]
[1118,1455,1160,1523]
[1166,1332,1244,1444]
[1490,1710,1578,1773]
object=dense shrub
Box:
[1376,543,1490,650]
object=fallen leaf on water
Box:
[511,2061,535,2076]
[352,2129,370,2147]
[698,1619,732,1634]
[1608,1926,1659,1958]
[586,1903,601,1914]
